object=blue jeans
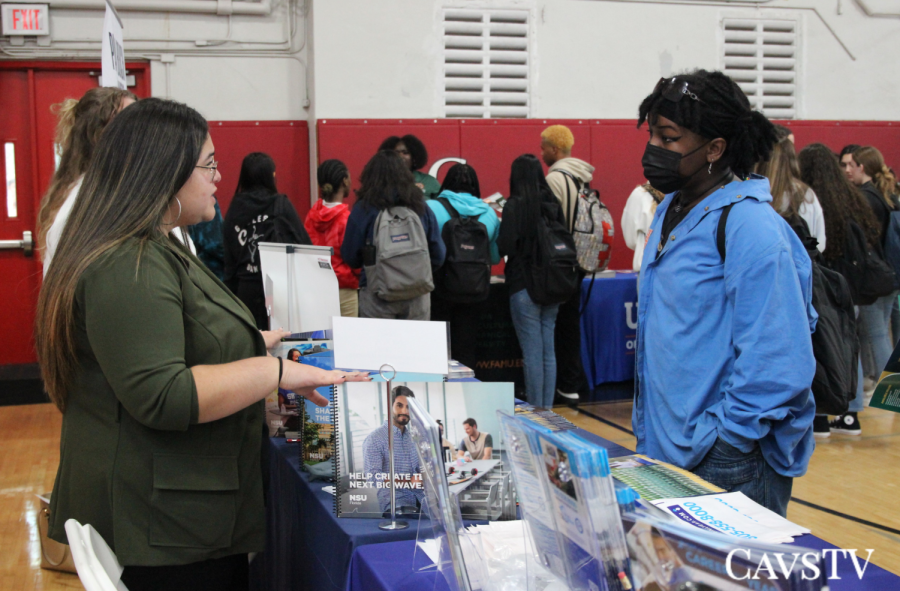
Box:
[849,355,865,413]
[510,289,559,408]
[691,438,793,517]
[858,293,896,381]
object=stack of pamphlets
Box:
[514,404,578,431]
[621,509,827,590]
[498,411,631,591]
[609,454,723,501]
[650,492,811,544]
[448,359,476,379]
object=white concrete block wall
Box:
[1,0,899,121]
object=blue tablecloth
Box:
[251,423,630,591]
[580,272,638,387]
[252,438,424,591]
[347,535,898,591]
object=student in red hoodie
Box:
[306,159,361,317]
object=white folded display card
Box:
[332,316,449,375]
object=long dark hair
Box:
[509,154,554,242]
[36,98,209,412]
[798,143,880,260]
[439,163,481,198]
[355,150,424,215]
[38,87,137,252]
[637,70,777,178]
[236,152,277,195]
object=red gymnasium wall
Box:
[208,120,310,221]
[213,119,900,271]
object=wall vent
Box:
[442,8,530,118]
[722,18,798,119]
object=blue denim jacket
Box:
[633,175,817,478]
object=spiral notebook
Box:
[331,380,515,518]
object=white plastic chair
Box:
[64,519,129,591]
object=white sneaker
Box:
[556,389,579,401]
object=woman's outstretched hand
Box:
[281,363,371,406]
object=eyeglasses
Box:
[654,77,704,104]
[195,161,218,180]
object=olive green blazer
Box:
[48,237,268,566]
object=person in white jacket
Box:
[39,87,136,275]
[621,183,664,271]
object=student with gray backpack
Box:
[341,151,445,320]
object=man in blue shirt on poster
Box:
[363,386,423,513]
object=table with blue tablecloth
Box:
[345,429,900,591]
[346,534,899,591]
[580,272,638,388]
[250,420,631,591]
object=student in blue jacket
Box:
[634,70,817,517]
[427,163,501,370]
[341,150,445,320]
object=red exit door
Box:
[0,62,149,366]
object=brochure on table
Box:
[333,381,514,518]
[871,339,900,413]
[622,511,827,591]
[259,242,341,333]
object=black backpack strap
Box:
[437,197,460,220]
[717,203,736,262]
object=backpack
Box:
[435,197,491,303]
[526,202,580,306]
[557,170,614,274]
[365,206,434,302]
[718,205,856,416]
[825,218,896,306]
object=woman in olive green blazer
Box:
[36,98,369,591]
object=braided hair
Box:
[798,143,880,260]
[317,159,349,201]
[439,163,481,198]
[637,70,777,178]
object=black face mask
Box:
[641,141,710,194]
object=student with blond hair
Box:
[540,124,594,403]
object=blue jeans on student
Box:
[692,438,793,517]
[510,289,559,408]
[849,355,865,413]
[858,293,896,381]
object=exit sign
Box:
[2,4,49,36]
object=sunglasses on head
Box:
[654,77,704,104]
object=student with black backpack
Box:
[427,164,500,371]
[223,152,312,329]
[799,144,895,437]
[341,151,445,320]
[499,154,579,409]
